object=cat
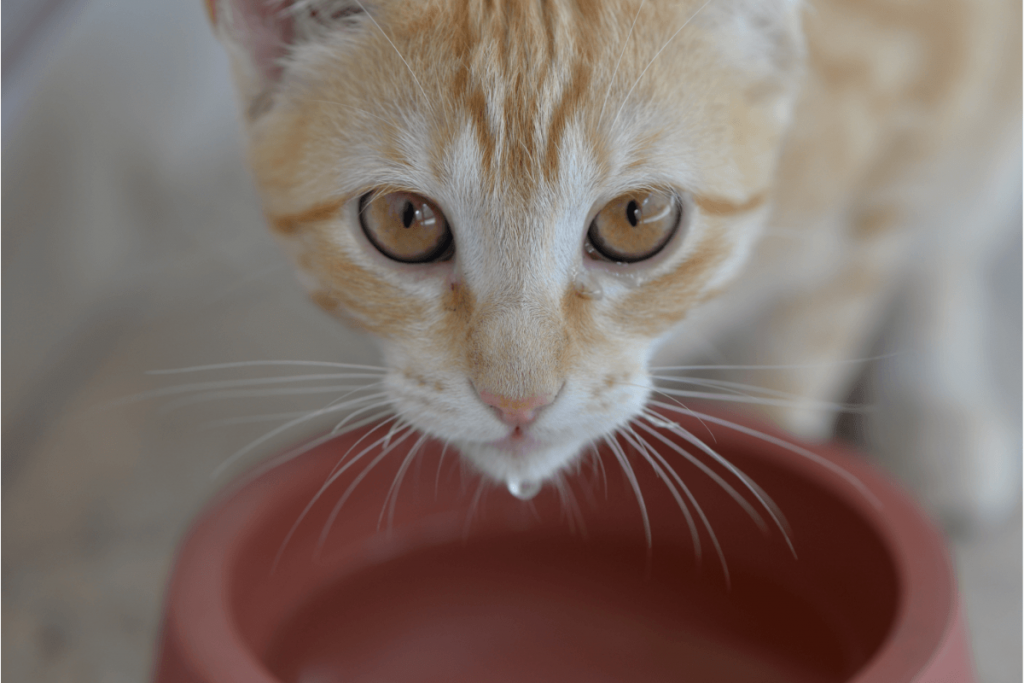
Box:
[205,0,1021,529]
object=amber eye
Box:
[587,189,680,263]
[359,192,454,263]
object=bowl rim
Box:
[153,410,965,683]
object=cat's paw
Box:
[867,398,1021,534]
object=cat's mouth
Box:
[452,426,583,491]
[486,426,542,455]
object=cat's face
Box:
[213,0,803,488]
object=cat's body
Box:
[208,0,1020,527]
[656,0,1022,527]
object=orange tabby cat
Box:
[206,0,1020,527]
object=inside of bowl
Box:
[227,418,899,683]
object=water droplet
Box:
[572,268,604,300]
[507,478,541,500]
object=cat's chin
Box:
[452,436,590,490]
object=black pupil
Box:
[402,201,416,228]
[626,200,639,227]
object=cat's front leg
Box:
[697,196,1020,532]
[863,224,1022,532]
[735,218,1021,532]
[718,273,887,442]
[716,248,1021,532]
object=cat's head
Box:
[208,0,804,489]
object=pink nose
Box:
[477,390,554,427]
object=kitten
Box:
[206,0,1020,528]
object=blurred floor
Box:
[2,0,1020,681]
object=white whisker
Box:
[147,360,387,374]
[644,409,798,550]
[597,0,645,128]
[213,392,390,477]
[650,386,867,413]
[251,411,396,483]
[604,435,652,549]
[351,0,431,105]
[202,411,324,428]
[553,476,571,532]
[642,413,797,558]
[316,424,418,555]
[106,373,386,411]
[159,381,384,415]
[650,401,881,508]
[329,397,396,435]
[326,414,402,477]
[462,478,488,539]
[434,439,452,499]
[649,354,897,373]
[624,425,730,587]
[319,382,387,411]
[554,474,587,537]
[652,373,871,410]
[652,375,763,399]
[651,376,870,414]
[575,455,602,511]
[272,420,407,570]
[636,417,768,533]
[379,432,430,531]
[609,0,716,132]
[625,381,718,444]
[589,444,609,499]
[641,410,793,548]
[618,427,700,560]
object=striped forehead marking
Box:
[441,1,605,195]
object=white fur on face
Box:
[238,0,794,491]
[331,113,750,488]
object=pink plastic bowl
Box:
[154,408,974,682]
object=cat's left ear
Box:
[206,0,369,115]
[702,0,805,90]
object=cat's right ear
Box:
[206,0,367,117]
[206,0,296,112]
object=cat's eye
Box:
[359,192,454,263]
[587,189,681,263]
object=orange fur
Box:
[210,0,1020,507]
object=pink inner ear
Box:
[227,0,297,85]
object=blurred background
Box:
[2,0,1020,681]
